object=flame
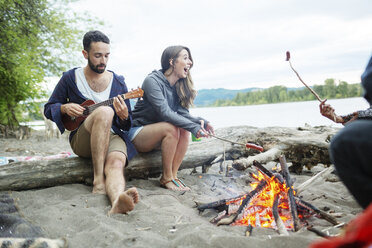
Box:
[228,171,296,229]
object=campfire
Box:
[197,155,339,236]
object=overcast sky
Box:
[68,0,372,90]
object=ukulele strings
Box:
[85,94,127,115]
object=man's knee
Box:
[95,106,114,118]
[92,106,114,125]
[105,157,125,173]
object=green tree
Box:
[0,0,102,128]
[323,78,337,98]
[337,81,348,98]
[313,84,324,99]
[209,78,363,107]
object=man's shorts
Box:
[70,124,127,159]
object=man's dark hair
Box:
[83,30,110,51]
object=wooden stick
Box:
[252,160,274,178]
[307,226,330,238]
[279,154,301,232]
[295,197,339,225]
[209,134,264,152]
[286,51,337,122]
[295,167,333,195]
[197,194,246,212]
[286,51,323,102]
[273,194,289,236]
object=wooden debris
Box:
[0,126,338,191]
[245,224,253,236]
[296,167,334,195]
[307,226,330,238]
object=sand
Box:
[0,129,362,248]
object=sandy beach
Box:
[0,128,362,248]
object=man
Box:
[44,30,139,215]
[320,56,372,209]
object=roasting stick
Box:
[286,51,337,122]
[208,134,264,152]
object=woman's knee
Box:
[179,128,190,141]
[161,122,179,138]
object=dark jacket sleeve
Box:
[357,107,372,119]
[44,73,70,134]
[142,77,201,135]
[341,56,372,122]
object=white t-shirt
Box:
[75,67,112,103]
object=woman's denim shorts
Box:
[126,126,144,141]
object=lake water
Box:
[25,97,369,130]
[189,97,370,129]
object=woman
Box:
[128,45,214,191]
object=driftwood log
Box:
[232,125,338,173]
[0,125,339,191]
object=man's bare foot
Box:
[108,187,139,215]
[126,187,139,204]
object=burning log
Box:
[252,160,275,178]
[295,197,339,226]
[197,194,246,212]
[200,158,341,236]
[216,180,268,226]
[199,159,341,236]
[279,155,301,231]
[272,195,289,236]
[253,160,338,226]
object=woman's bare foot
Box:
[108,187,139,215]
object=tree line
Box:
[210,79,363,107]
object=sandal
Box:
[160,179,182,191]
[175,178,191,191]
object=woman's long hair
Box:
[161,46,197,109]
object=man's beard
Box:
[88,57,106,74]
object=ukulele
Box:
[62,88,143,131]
